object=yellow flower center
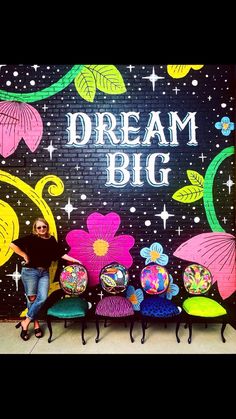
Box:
[130,294,138,304]
[150,250,160,261]
[223,123,229,130]
[93,239,109,256]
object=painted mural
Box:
[0,64,235,320]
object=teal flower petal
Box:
[221,116,230,124]
[170,283,179,296]
[126,285,135,298]
[145,257,152,265]
[140,247,151,258]
[215,122,222,129]
[150,242,163,254]
[222,128,231,136]
[157,253,169,266]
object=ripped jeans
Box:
[21,267,50,321]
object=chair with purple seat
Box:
[95,262,135,343]
[139,263,181,343]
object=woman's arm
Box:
[9,243,29,264]
[61,253,82,264]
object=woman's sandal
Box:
[34,327,43,338]
[15,322,29,341]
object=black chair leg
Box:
[188,323,192,344]
[104,318,108,327]
[47,316,53,343]
[64,320,67,328]
[95,318,100,343]
[176,322,180,343]
[141,319,146,344]
[130,317,134,343]
[81,318,86,345]
[221,323,227,342]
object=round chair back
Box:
[183,264,212,295]
[140,264,169,295]
[60,264,88,295]
[100,262,129,294]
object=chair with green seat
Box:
[180,263,228,343]
[47,264,89,345]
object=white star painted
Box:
[155,204,174,229]
[31,64,40,71]
[61,197,77,220]
[142,66,164,91]
[223,175,235,194]
[6,264,21,291]
[44,140,57,160]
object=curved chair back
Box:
[60,264,88,295]
[183,264,212,295]
[140,263,169,295]
[100,262,129,294]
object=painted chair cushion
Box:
[140,264,169,295]
[183,264,212,295]
[95,296,134,317]
[140,296,181,318]
[60,264,88,295]
[183,296,227,317]
[100,263,129,294]
[47,297,88,318]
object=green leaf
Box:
[87,65,126,94]
[187,170,204,186]
[172,185,203,203]
[74,67,96,102]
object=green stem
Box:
[203,146,235,232]
[0,65,84,103]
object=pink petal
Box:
[0,101,43,157]
[65,215,135,287]
[110,235,135,267]
[86,212,120,238]
[173,232,236,299]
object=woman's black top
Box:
[12,234,65,269]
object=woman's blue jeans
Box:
[21,267,49,321]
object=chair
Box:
[139,263,181,344]
[179,263,228,343]
[47,264,89,345]
[95,262,135,343]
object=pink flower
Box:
[66,212,135,287]
[0,101,43,157]
[173,232,236,300]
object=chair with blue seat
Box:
[47,264,89,345]
[179,263,228,343]
[139,263,181,344]
[95,262,135,343]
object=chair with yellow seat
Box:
[179,263,228,343]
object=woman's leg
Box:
[20,267,39,331]
[27,270,49,320]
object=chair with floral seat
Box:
[46,264,89,345]
[179,263,228,343]
[139,263,181,344]
[95,262,135,343]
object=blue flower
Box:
[140,242,169,266]
[126,285,144,311]
[215,116,234,136]
[166,274,179,300]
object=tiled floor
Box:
[0,320,236,354]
